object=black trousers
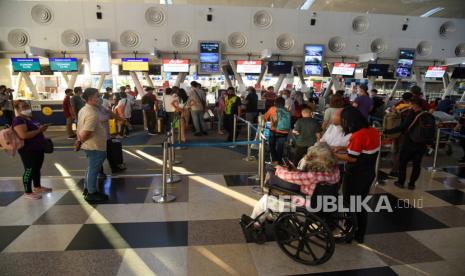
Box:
[460,137,465,159]
[293,146,308,166]
[3,110,13,126]
[343,166,375,241]
[224,114,237,142]
[19,150,45,193]
[145,111,156,134]
[398,144,426,186]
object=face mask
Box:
[21,109,32,117]
[283,95,288,100]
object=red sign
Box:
[331,63,356,76]
[237,60,262,74]
[162,59,189,73]
[425,66,447,78]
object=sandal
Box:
[24,193,42,200]
[33,186,53,193]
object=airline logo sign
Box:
[162,59,189,72]
[237,60,262,74]
[425,66,447,78]
[332,63,356,76]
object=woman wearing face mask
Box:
[12,100,52,200]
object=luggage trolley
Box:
[432,111,457,156]
[240,168,357,266]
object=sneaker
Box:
[148,132,157,136]
[193,132,202,136]
[85,192,109,202]
[33,186,52,193]
[218,131,224,135]
[24,193,42,200]
[394,182,404,189]
[389,171,399,178]
[202,131,208,136]
[82,188,88,196]
[407,184,415,190]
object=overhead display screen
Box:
[162,59,189,73]
[87,40,112,74]
[49,58,78,72]
[304,44,324,76]
[11,58,41,72]
[367,64,389,77]
[425,66,447,78]
[451,67,465,79]
[199,41,221,74]
[236,60,262,74]
[331,63,356,76]
[268,61,293,75]
[395,48,415,79]
[122,58,149,71]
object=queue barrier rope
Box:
[172,140,261,148]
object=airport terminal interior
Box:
[1,0,465,275]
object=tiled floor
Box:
[1,136,465,275]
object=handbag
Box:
[43,138,54,154]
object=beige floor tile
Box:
[117,247,187,276]
[187,243,258,276]
[391,260,465,276]
[247,242,387,275]
[387,190,451,208]
[3,224,82,252]
[407,227,465,260]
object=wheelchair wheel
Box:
[326,210,357,243]
[274,211,335,265]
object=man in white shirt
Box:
[188,81,208,136]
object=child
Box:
[292,106,322,165]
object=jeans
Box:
[269,132,287,163]
[19,150,44,193]
[145,111,156,134]
[190,110,207,134]
[84,150,107,194]
[398,143,426,186]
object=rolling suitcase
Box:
[107,139,126,172]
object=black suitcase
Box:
[107,139,126,172]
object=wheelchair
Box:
[240,168,357,265]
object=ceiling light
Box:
[300,0,316,10]
[420,7,444,17]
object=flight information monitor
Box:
[425,66,447,78]
[122,58,149,71]
[162,59,190,73]
[395,48,415,78]
[11,58,41,72]
[87,40,112,74]
[236,60,262,74]
[366,64,389,77]
[331,63,356,76]
[304,44,324,76]
[49,58,78,72]
[199,41,221,74]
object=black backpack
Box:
[408,112,436,145]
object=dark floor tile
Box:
[364,232,443,266]
[443,166,465,178]
[420,206,465,227]
[33,205,94,225]
[188,219,246,246]
[0,226,29,252]
[54,191,82,205]
[66,221,187,250]
[364,193,449,235]
[432,177,465,189]
[0,249,123,276]
[427,189,465,205]
[0,191,24,206]
[224,174,257,187]
[294,266,398,275]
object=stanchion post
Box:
[432,128,441,171]
[259,135,265,190]
[170,123,182,165]
[249,114,263,182]
[152,141,176,203]
[167,130,181,184]
[373,133,383,188]
[233,114,237,143]
[243,122,257,162]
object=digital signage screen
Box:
[425,66,447,78]
[122,58,149,71]
[304,44,324,76]
[451,67,465,79]
[11,58,41,72]
[331,63,356,76]
[199,41,221,74]
[49,58,78,72]
[87,40,112,74]
[367,64,389,77]
[236,60,262,74]
[162,59,189,73]
[268,61,293,75]
[395,48,415,79]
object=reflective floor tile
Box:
[117,247,187,276]
[365,194,448,235]
[248,242,387,275]
[33,205,94,225]
[3,224,82,252]
[0,226,29,252]
[188,219,246,246]
[291,266,397,276]
[427,189,465,205]
[224,174,257,187]
[188,244,258,276]
[146,176,189,203]
[391,260,465,276]
[433,177,465,190]
[420,206,465,227]
[363,232,443,266]
[0,249,124,276]
[67,222,188,250]
[0,191,23,206]
[386,190,451,208]
[407,227,465,260]
[442,166,465,178]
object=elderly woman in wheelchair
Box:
[240,142,357,265]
